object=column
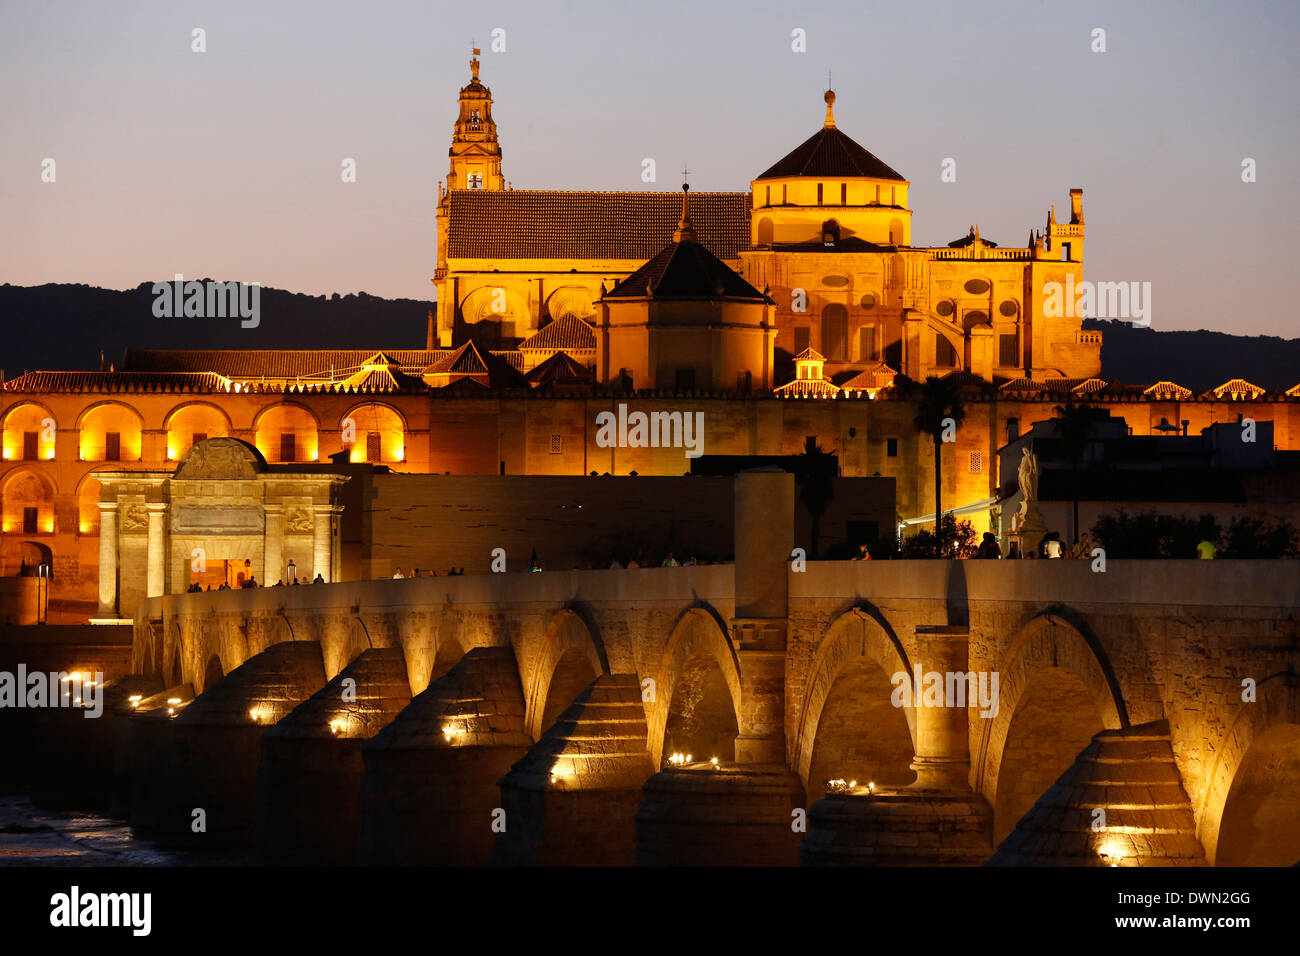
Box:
[97,502,118,616]
[311,505,335,583]
[731,470,795,764]
[146,503,167,598]
[902,309,925,380]
[909,625,972,790]
[329,505,343,584]
[263,505,284,587]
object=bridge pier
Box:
[494,674,655,865]
[118,684,193,826]
[358,646,531,865]
[988,720,1207,866]
[30,675,161,811]
[127,641,326,848]
[256,648,412,865]
[801,790,994,865]
[636,762,805,866]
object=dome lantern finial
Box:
[470,45,481,82]
[673,178,696,243]
[824,87,836,128]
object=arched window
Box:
[77,472,106,535]
[2,469,55,535]
[254,404,319,463]
[820,305,848,361]
[165,403,231,461]
[756,218,774,245]
[2,404,56,461]
[78,403,143,462]
[341,403,406,463]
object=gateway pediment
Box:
[175,437,266,480]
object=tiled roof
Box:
[1144,381,1193,400]
[425,341,488,375]
[525,351,596,387]
[1206,378,1266,400]
[122,349,443,378]
[1091,382,1150,398]
[794,347,826,362]
[1072,378,1109,394]
[337,367,425,392]
[494,350,525,371]
[2,371,232,392]
[1042,377,1109,395]
[604,238,767,301]
[839,362,897,392]
[423,341,529,390]
[999,378,1048,392]
[775,378,840,398]
[756,126,906,182]
[446,190,751,261]
[938,370,992,390]
[519,315,596,352]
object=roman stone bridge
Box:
[37,473,1300,866]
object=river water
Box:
[0,796,243,866]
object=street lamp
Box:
[36,563,50,624]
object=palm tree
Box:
[796,437,837,558]
[1051,403,1106,543]
[911,376,968,540]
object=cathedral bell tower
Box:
[446,48,504,192]
[434,49,506,348]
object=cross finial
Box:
[681,163,689,186]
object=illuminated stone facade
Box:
[2,54,1298,616]
[434,54,1098,385]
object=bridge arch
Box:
[794,605,916,802]
[202,652,225,694]
[523,607,607,741]
[977,610,1126,843]
[167,622,183,686]
[645,605,742,768]
[430,630,467,683]
[1199,674,1300,866]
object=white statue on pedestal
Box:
[1018,447,1039,503]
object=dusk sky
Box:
[1,0,1296,337]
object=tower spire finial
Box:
[470,44,481,82]
[673,176,696,243]
[823,87,837,128]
